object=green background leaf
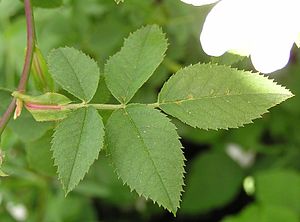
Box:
[254,169,300,214]
[25,131,56,176]
[0,88,12,115]
[20,0,63,8]
[106,105,185,214]
[181,151,244,214]
[159,63,293,130]
[48,47,100,102]
[105,25,168,104]
[32,0,62,8]
[222,205,298,222]
[9,110,53,142]
[76,154,137,207]
[52,107,105,194]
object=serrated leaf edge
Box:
[106,106,186,215]
[104,25,168,104]
[47,46,100,102]
[158,62,294,130]
[51,107,104,195]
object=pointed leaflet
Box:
[52,107,104,194]
[104,25,168,104]
[159,63,293,130]
[48,47,100,102]
[106,105,185,214]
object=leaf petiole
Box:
[64,102,160,110]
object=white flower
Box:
[181,0,300,73]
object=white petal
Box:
[180,0,219,6]
[251,40,294,74]
[200,0,252,56]
[199,0,300,73]
[249,0,299,73]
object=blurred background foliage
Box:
[0,0,300,221]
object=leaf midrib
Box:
[65,108,87,192]
[123,26,153,103]
[58,49,87,101]
[123,108,175,211]
[160,92,292,105]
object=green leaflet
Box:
[159,63,293,130]
[181,151,244,214]
[105,25,168,104]
[48,47,100,102]
[12,92,72,122]
[114,0,124,4]
[52,107,105,194]
[106,105,185,214]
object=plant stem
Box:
[18,0,35,92]
[0,0,35,136]
[0,99,16,135]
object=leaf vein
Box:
[123,108,174,208]
[65,108,87,191]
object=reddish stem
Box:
[18,0,35,91]
[0,0,35,136]
[26,103,62,110]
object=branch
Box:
[0,0,35,136]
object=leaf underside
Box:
[106,105,185,214]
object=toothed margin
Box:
[157,62,293,131]
[50,108,105,195]
[47,46,100,103]
[105,105,186,215]
[104,25,169,104]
